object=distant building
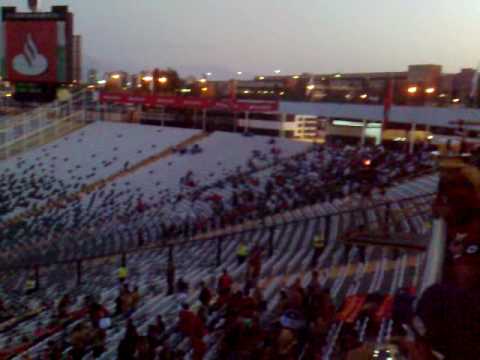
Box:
[87,69,98,85]
[72,35,82,83]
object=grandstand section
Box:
[0,99,453,360]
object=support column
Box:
[161,107,165,128]
[202,109,207,131]
[409,122,416,154]
[168,246,173,264]
[193,109,198,128]
[279,113,287,138]
[216,237,222,267]
[243,111,250,134]
[360,119,367,146]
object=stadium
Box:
[0,2,480,360]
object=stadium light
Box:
[142,75,153,82]
[158,76,168,84]
[407,86,418,94]
[306,84,315,91]
[425,87,435,94]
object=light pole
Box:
[407,86,418,154]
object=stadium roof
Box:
[280,101,480,129]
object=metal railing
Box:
[0,90,90,159]
[0,192,435,288]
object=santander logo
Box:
[12,33,48,76]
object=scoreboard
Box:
[0,6,74,101]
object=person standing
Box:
[236,241,248,265]
[311,233,325,268]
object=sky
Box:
[4,0,480,79]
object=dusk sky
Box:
[7,0,480,79]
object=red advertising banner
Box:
[5,21,58,83]
[99,92,279,112]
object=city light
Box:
[97,80,106,85]
[334,73,342,78]
[279,91,285,96]
[237,71,243,76]
[452,98,460,103]
[407,86,418,94]
[199,78,207,83]
[5,93,12,97]
[360,94,368,99]
[306,84,315,91]
[427,135,434,140]
[425,87,435,94]
[201,87,208,92]
[363,159,371,166]
[274,69,281,74]
[180,88,191,93]
[206,72,212,76]
[292,75,300,79]
[258,76,265,80]
[142,75,153,82]
[438,93,446,98]
[345,94,352,100]
[243,90,250,94]
[87,85,95,89]
[111,74,120,80]
[158,76,168,84]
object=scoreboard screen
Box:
[0,6,73,101]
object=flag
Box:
[383,78,394,129]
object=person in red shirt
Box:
[218,269,233,296]
[198,281,212,307]
[178,304,196,337]
[191,336,207,360]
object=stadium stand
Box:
[0,114,444,359]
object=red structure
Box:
[1,5,74,101]
[99,92,279,112]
